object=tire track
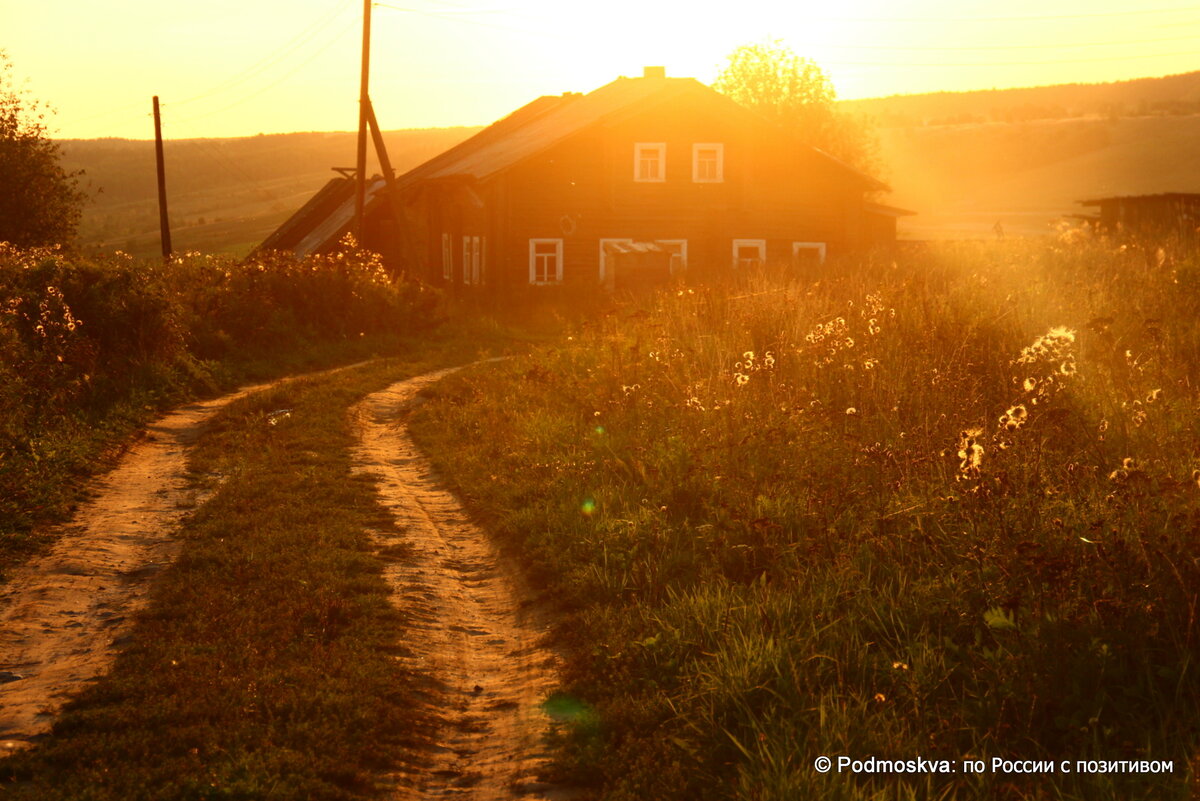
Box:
[0,363,369,755]
[352,366,570,800]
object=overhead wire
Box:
[174,18,359,125]
[172,0,357,108]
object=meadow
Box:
[408,232,1200,799]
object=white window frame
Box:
[692,143,724,183]
[634,142,666,183]
[792,241,827,265]
[529,238,563,285]
[732,239,766,270]
[441,233,452,280]
[462,235,484,284]
[656,239,688,273]
[599,238,633,283]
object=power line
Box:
[174,19,359,125]
[172,0,355,107]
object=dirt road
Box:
[0,383,274,752]
[353,367,567,799]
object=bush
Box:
[0,242,441,567]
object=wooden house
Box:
[261,68,912,288]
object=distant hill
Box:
[841,71,1200,127]
[838,72,1200,239]
[60,128,479,258]
[55,71,1200,254]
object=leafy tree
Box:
[0,52,85,247]
[713,39,880,178]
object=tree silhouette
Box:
[0,52,85,247]
[714,40,880,178]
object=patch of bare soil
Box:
[353,367,571,800]
[0,363,367,755]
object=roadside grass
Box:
[0,243,440,579]
[408,235,1200,800]
[0,332,515,799]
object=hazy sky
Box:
[5,0,1200,139]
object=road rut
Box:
[353,366,567,799]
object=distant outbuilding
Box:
[261,68,914,288]
[1077,193,1200,241]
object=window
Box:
[692,143,723,183]
[529,238,563,284]
[634,143,666,182]
[792,241,826,267]
[732,239,766,270]
[462,235,483,284]
[657,239,688,273]
[441,233,452,280]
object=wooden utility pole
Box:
[354,0,371,239]
[152,96,172,259]
[365,98,409,258]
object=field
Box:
[406,233,1200,799]
[58,128,478,258]
[2,232,1199,799]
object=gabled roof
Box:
[397,75,883,190]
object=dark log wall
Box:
[403,88,878,288]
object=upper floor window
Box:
[693,143,724,183]
[634,143,666,182]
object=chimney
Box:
[643,66,666,79]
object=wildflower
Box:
[956,428,985,478]
[846,407,858,416]
[1146,388,1163,403]
[735,373,750,387]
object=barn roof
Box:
[256,175,388,257]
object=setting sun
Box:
[4,0,1199,138]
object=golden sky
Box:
[6,0,1200,139]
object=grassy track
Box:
[0,340,506,798]
[408,238,1200,800]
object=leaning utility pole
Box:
[152,96,172,259]
[354,0,371,239]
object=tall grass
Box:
[409,233,1200,799]
[0,241,439,572]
